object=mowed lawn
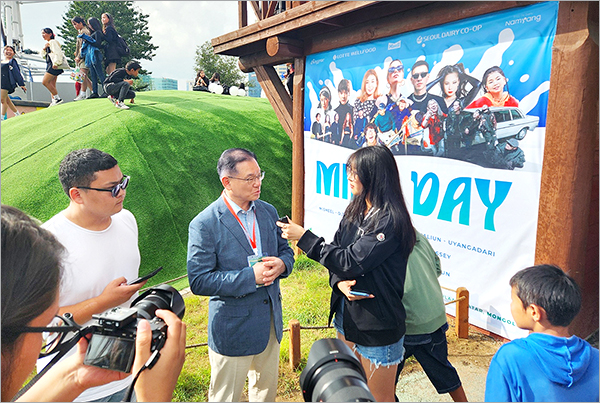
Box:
[1,90,293,286]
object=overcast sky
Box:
[18,1,252,84]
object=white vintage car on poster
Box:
[461,106,540,145]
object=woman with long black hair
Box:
[78,17,105,98]
[278,145,416,402]
[101,13,120,75]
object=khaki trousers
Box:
[208,317,280,402]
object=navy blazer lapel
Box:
[256,202,272,255]
[217,197,255,255]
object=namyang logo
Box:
[388,40,402,50]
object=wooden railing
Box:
[287,286,470,369]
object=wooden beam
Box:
[266,35,304,57]
[239,1,248,28]
[250,1,261,21]
[536,1,599,338]
[253,65,293,139]
[212,1,375,53]
[262,1,268,19]
[306,1,533,55]
[238,50,293,73]
[266,1,278,18]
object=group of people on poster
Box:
[310,58,526,170]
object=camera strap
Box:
[12,327,92,401]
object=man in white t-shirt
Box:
[38,148,146,402]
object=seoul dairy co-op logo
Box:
[416,24,483,45]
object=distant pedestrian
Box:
[103,60,140,110]
[101,12,120,75]
[1,45,26,119]
[71,16,93,101]
[40,28,64,106]
[78,17,105,98]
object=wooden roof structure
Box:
[212,1,599,338]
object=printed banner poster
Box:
[303,2,559,340]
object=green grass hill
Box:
[1,90,292,286]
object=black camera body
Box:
[83,284,185,373]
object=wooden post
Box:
[289,319,301,369]
[291,56,305,228]
[456,287,469,339]
[238,1,248,28]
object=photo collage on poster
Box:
[304,2,556,172]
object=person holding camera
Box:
[187,148,294,402]
[279,145,416,402]
[1,205,186,402]
[36,149,146,402]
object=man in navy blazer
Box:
[187,148,294,402]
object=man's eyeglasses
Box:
[412,72,428,79]
[78,175,130,198]
[228,171,265,184]
[7,314,81,357]
[388,66,403,73]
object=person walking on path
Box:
[40,28,65,106]
[1,45,26,119]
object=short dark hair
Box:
[1,205,64,393]
[509,264,582,327]
[338,79,351,93]
[217,148,257,179]
[58,148,118,196]
[126,61,141,72]
[411,60,429,73]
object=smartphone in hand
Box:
[278,216,289,223]
[127,266,163,285]
[349,290,372,297]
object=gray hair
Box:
[217,148,257,179]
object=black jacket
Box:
[103,25,120,61]
[297,210,407,346]
[103,68,130,85]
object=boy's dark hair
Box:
[126,61,141,71]
[338,79,351,93]
[58,148,118,196]
[509,264,582,327]
[217,148,257,179]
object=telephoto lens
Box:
[300,338,375,402]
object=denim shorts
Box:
[333,304,405,368]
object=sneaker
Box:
[108,95,117,105]
[115,101,129,110]
[49,97,63,107]
[88,93,99,99]
[74,92,87,101]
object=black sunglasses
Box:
[78,175,130,198]
[412,72,428,79]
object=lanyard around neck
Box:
[223,193,257,250]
